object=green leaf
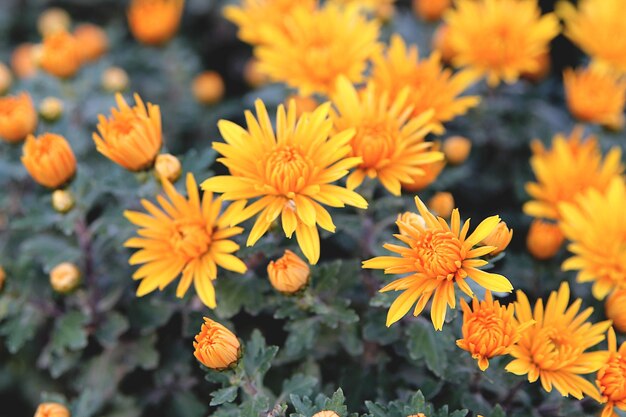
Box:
[243,330,278,379]
[95,311,130,348]
[281,374,318,398]
[169,391,208,417]
[210,386,239,406]
[0,303,44,353]
[406,320,448,377]
[322,389,348,417]
[51,311,89,354]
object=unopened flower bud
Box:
[526,219,564,260]
[606,290,626,333]
[397,211,426,233]
[481,221,513,256]
[443,136,471,165]
[193,317,241,370]
[287,95,318,117]
[192,71,225,105]
[52,189,74,213]
[0,266,5,292]
[50,262,81,293]
[154,153,182,183]
[267,250,310,294]
[39,97,64,122]
[102,67,129,92]
[34,402,70,417]
[312,411,340,417]
[243,59,268,88]
[427,191,454,218]
[37,8,71,37]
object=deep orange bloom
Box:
[74,23,109,62]
[267,249,310,294]
[128,0,184,46]
[0,93,38,143]
[596,328,626,417]
[21,133,76,189]
[193,317,241,370]
[413,0,451,22]
[427,191,454,218]
[34,402,70,417]
[443,135,471,165]
[192,71,225,105]
[526,219,564,260]
[40,30,82,79]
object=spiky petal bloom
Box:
[523,128,623,220]
[267,249,310,294]
[124,173,247,308]
[255,3,381,96]
[128,0,184,46]
[330,77,442,195]
[21,133,76,189]
[596,328,626,417]
[371,35,479,134]
[0,92,38,143]
[193,317,241,370]
[559,177,626,300]
[457,291,533,371]
[201,99,367,265]
[40,30,82,79]
[363,196,513,330]
[445,0,559,86]
[93,93,163,171]
[506,282,611,400]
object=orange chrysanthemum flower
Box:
[73,23,109,63]
[330,76,443,195]
[40,30,82,79]
[559,177,626,300]
[267,249,310,294]
[21,133,76,189]
[34,402,70,417]
[401,142,446,192]
[124,173,247,308]
[93,93,163,171]
[201,99,368,265]
[0,92,38,143]
[457,291,533,371]
[193,317,241,370]
[523,128,623,220]
[480,220,513,256]
[506,282,611,400]
[445,0,559,86]
[526,219,564,260]
[255,3,381,96]
[413,0,451,22]
[371,35,480,134]
[606,290,626,333]
[363,196,513,330]
[564,66,626,130]
[596,328,626,417]
[128,0,184,46]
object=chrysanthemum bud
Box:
[287,95,318,118]
[526,219,564,260]
[74,24,109,63]
[0,93,38,143]
[481,221,513,256]
[22,133,76,189]
[154,153,182,183]
[267,250,310,294]
[243,59,268,88]
[40,30,82,79]
[192,71,225,105]
[34,402,70,417]
[39,97,64,122]
[606,290,626,333]
[432,24,456,64]
[0,266,5,292]
[193,317,241,370]
[427,191,454,218]
[413,0,451,22]
[50,262,81,293]
[407,414,426,417]
[0,62,12,95]
[127,0,184,46]
[37,8,71,37]
[397,212,426,233]
[101,67,129,92]
[11,43,38,79]
[443,136,471,165]
[312,411,339,417]
[52,189,74,213]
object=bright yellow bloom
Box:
[50,262,81,293]
[73,23,109,63]
[128,0,184,46]
[34,402,70,417]
[606,290,626,333]
[564,66,626,130]
[363,196,513,330]
[193,317,241,370]
[560,177,626,300]
[401,142,446,192]
[21,133,76,189]
[330,76,442,195]
[445,0,559,86]
[427,191,454,219]
[201,99,367,265]
[596,328,626,417]
[267,249,310,294]
[457,291,533,371]
[506,282,611,400]
[526,219,564,260]
[255,3,381,96]
[413,0,451,22]
[523,128,623,220]
[371,35,480,134]
[124,173,247,308]
[0,92,38,143]
[558,0,626,73]
[192,71,225,105]
[40,30,82,79]
[93,93,162,171]
[481,220,513,256]
[154,153,182,183]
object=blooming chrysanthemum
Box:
[371,35,480,134]
[559,177,626,300]
[93,93,162,171]
[193,317,241,370]
[563,66,626,130]
[558,0,626,73]
[444,0,559,86]
[363,196,513,330]
[596,328,626,417]
[40,30,82,79]
[201,99,368,265]
[506,282,611,400]
[523,128,623,220]
[128,0,184,46]
[330,76,442,195]
[457,291,533,371]
[0,92,38,143]
[255,3,381,96]
[124,173,247,308]
[21,133,76,189]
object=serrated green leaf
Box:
[210,386,239,406]
[406,321,448,377]
[52,311,89,354]
[281,374,318,398]
[95,311,129,348]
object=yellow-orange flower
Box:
[11,43,38,79]
[559,177,626,300]
[40,30,82,79]
[128,0,184,46]
[445,0,559,86]
[93,93,162,171]
[330,76,442,195]
[255,3,381,96]
[52,189,74,213]
[558,0,626,73]
[526,219,564,260]
[606,290,626,333]
[506,282,611,400]
[34,402,70,417]
[442,135,471,165]
[73,23,108,62]
[457,291,533,370]
[413,0,451,22]
[371,35,480,134]
[154,153,182,183]
[481,220,513,256]
[286,95,318,118]
[312,412,340,417]
[37,8,71,37]
[21,133,76,189]
[397,212,426,233]
[193,317,241,369]
[432,24,456,65]
[125,174,246,308]
[401,142,445,192]
[596,328,626,417]
[102,67,130,92]
[427,191,454,219]
[201,99,368,265]
[363,196,513,330]
[39,97,64,122]
[564,66,626,130]
[0,93,38,143]
[243,58,269,88]
[523,128,623,220]
[521,52,551,82]
[267,249,310,294]
[192,71,225,105]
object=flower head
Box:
[427,191,454,219]
[397,212,426,233]
[0,92,38,143]
[596,328,626,417]
[523,128,623,220]
[255,3,381,96]
[52,189,74,213]
[605,290,626,333]
[267,249,310,294]
[40,30,82,79]
[154,153,182,183]
[193,317,241,370]
[93,93,162,171]
[128,0,184,46]
[330,76,442,196]
[50,262,81,293]
[443,135,472,165]
[21,133,76,189]
[457,291,533,370]
[34,402,70,417]
[371,35,480,133]
[124,173,247,308]
[73,23,108,63]
[526,219,564,260]
[506,282,611,400]
[445,0,559,86]
[192,71,225,105]
[39,97,64,123]
[363,196,513,330]
[481,220,513,256]
[102,67,129,92]
[413,0,451,22]
[201,99,368,265]
[312,411,339,417]
[37,8,71,37]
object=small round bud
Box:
[397,211,426,234]
[37,8,71,37]
[481,221,513,256]
[413,0,451,22]
[52,189,74,213]
[427,191,454,219]
[522,52,551,83]
[606,290,626,333]
[312,411,340,417]
[192,71,225,105]
[0,62,12,95]
[39,97,64,122]
[154,153,182,183]
[50,262,81,293]
[526,219,564,260]
[443,136,471,165]
[101,67,129,92]
[193,317,241,370]
[243,59,268,88]
[267,250,310,294]
[74,24,108,63]
[0,265,5,292]
[34,402,70,417]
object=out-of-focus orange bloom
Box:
[37,8,71,37]
[401,141,446,192]
[0,93,38,143]
[21,133,76,189]
[427,191,454,218]
[443,135,471,165]
[40,30,82,79]
[286,94,318,117]
[606,290,626,333]
[413,0,451,22]
[481,220,513,256]
[526,219,564,260]
[128,0,185,46]
[192,71,225,105]
[74,23,109,62]
[522,52,551,83]
[432,24,456,64]
[34,402,70,417]
[193,317,241,370]
[11,43,38,79]
[243,58,269,88]
[267,250,310,294]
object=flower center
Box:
[532,327,583,370]
[170,218,211,259]
[599,354,626,401]
[352,120,398,171]
[266,146,311,195]
[110,116,136,136]
[410,230,464,280]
